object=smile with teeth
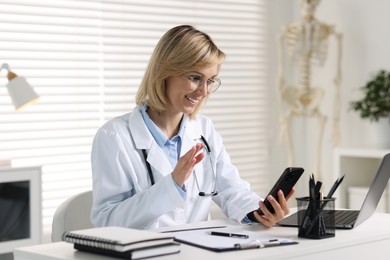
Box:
[185,95,200,104]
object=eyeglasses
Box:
[184,74,221,93]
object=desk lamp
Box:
[1,63,40,111]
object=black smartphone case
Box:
[258,167,304,215]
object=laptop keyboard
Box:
[334,210,359,225]
[321,210,360,227]
[278,209,360,228]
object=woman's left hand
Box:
[171,143,205,187]
[252,188,295,228]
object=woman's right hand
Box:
[171,143,205,187]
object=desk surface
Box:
[14,213,390,260]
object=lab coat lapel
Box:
[181,118,207,194]
[147,145,173,177]
[181,118,202,156]
[129,107,153,150]
[128,107,173,177]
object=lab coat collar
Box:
[129,107,173,175]
[128,106,202,176]
[129,106,202,153]
[128,106,154,150]
[181,117,203,156]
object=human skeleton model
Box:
[278,0,342,178]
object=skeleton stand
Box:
[277,0,342,179]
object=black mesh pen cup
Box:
[296,197,336,239]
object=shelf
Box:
[333,147,389,211]
[336,147,390,158]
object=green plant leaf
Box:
[350,70,390,122]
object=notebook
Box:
[277,153,390,229]
[62,226,180,259]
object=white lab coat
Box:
[90,106,262,229]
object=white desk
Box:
[14,213,390,260]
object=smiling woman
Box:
[135,25,225,120]
[89,25,292,230]
[0,0,270,241]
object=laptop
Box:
[277,153,390,229]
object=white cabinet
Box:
[0,166,42,254]
[333,148,390,211]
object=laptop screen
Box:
[355,153,390,226]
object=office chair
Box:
[51,190,94,242]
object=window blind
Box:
[0,0,270,242]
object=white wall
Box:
[267,0,390,196]
[318,0,390,147]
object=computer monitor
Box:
[0,167,41,254]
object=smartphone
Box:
[258,167,304,215]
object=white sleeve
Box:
[90,121,184,229]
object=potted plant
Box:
[350,70,390,148]
[350,70,390,122]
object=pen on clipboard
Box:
[234,239,298,249]
[210,231,249,239]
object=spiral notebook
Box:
[62,226,180,259]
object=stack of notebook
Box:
[62,226,180,260]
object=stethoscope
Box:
[141,135,218,196]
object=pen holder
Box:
[296,197,336,239]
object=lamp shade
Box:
[6,76,40,111]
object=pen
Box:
[326,175,345,199]
[210,231,249,239]
[161,226,226,233]
[234,239,298,249]
[309,174,316,199]
[314,181,322,200]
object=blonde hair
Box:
[135,25,225,119]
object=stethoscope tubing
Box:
[141,135,218,196]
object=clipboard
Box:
[163,226,298,252]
